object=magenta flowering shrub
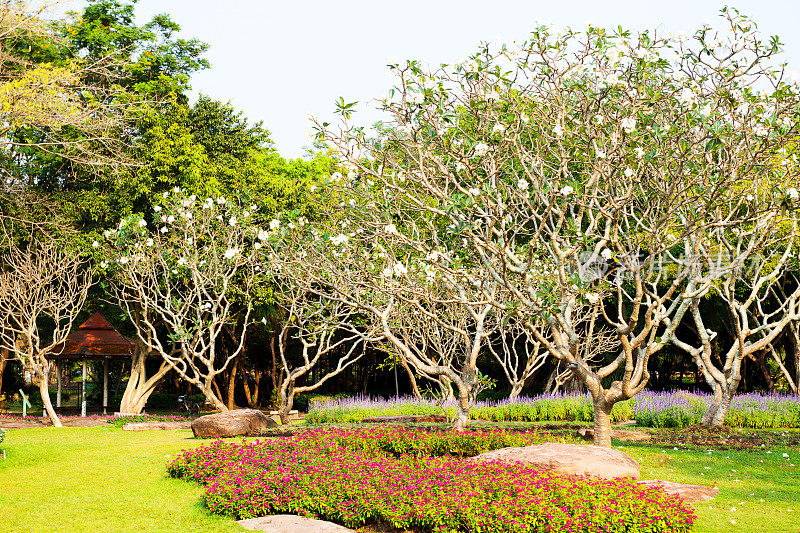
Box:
[169,428,695,532]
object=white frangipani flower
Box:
[601,248,613,260]
[677,87,696,105]
[788,188,799,201]
[620,117,636,133]
[229,217,238,227]
[160,227,168,234]
[518,179,529,190]
[154,205,162,212]
[492,123,506,134]
[177,257,187,266]
[560,185,574,196]
[393,262,408,276]
[586,292,600,304]
[138,220,147,228]
[474,142,489,156]
[635,147,645,158]
[167,215,175,224]
[468,188,481,196]
[223,247,239,259]
[624,168,635,178]
[258,229,270,241]
[553,124,563,138]
[92,241,99,248]
[385,223,400,236]
[331,233,349,245]
[146,238,154,247]
[269,219,280,230]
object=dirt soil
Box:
[649,424,800,450]
[0,416,111,429]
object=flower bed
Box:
[169,428,695,532]
[306,391,800,429]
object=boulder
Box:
[123,421,193,431]
[191,409,277,439]
[361,414,447,424]
[639,480,719,503]
[237,515,354,533]
[471,443,640,479]
[577,428,651,442]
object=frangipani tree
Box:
[671,196,800,426]
[107,190,260,411]
[0,242,93,426]
[314,9,800,445]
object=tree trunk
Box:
[453,390,470,431]
[203,380,228,411]
[38,368,61,427]
[278,379,295,425]
[0,347,8,395]
[119,352,170,414]
[703,388,733,428]
[509,381,524,399]
[400,358,422,399]
[226,356,239,410]
[592,400,614,447]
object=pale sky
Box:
[71,1,800,158]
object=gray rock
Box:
[577,428,651,442]
[237,515,354,533]
[471,443,640,479]
[191,409,277,439]
[639,480,720,503]
[122,421,193,431]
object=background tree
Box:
[0,241,93,426]
[107,191,259,411]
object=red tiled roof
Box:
[49,313,134,359]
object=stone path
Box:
[238,515,354,533]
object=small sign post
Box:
[19,389,31,417]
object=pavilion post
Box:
[103,359,109,415]
[81,358,87,417]
[56,360,62,408]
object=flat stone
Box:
[253,426,297,437]
[361,414,447,424]
[617,420,636,427]
[237,515,354,533]
[577,428,651,442]
[123,421,193,431]
[471,443,640,479]
[639,480,719,503]
[191,409,277,439]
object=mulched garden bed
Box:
[648,424,800,450]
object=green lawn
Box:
[0,427,244,533]
[0,425,798,532]
[617,439,800,533]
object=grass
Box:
[0,423,798,532]
[616,436,800,533]
[0,427,244,533]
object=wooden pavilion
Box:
[49,313,134,416]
